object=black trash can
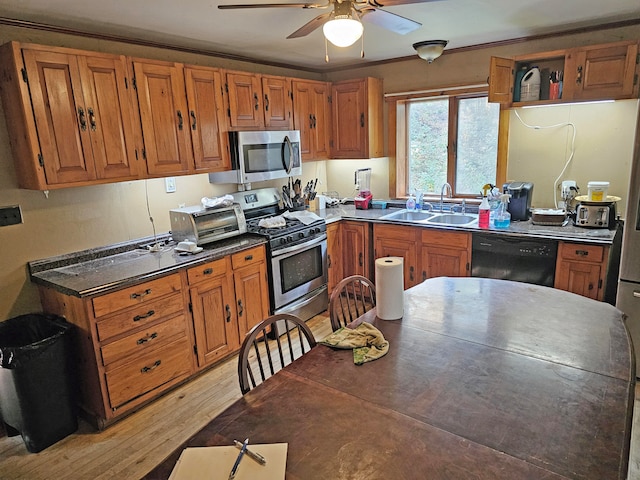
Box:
[0,313,77,453]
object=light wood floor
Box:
[2,312,640,479]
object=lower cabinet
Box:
[420,230,471,281]
[37,244,269,428]
[327,222,343,295]
[554,242,609,301]
[373,224,420,288]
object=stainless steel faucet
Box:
[440,182,452,212]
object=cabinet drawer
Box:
[92,274,182,319]
[558,243,605,263]
[421,230,470,249]
[96,292,184,341]
[100,313,188,366]
[187,257,229,284]
[105,336,192,409]
[231,245,265,269]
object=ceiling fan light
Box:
[323,16,363,48]
[413,40,448,63]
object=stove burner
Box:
[246,214,326,250]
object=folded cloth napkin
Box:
[320,322,389,365]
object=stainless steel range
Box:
[231,188,328,322]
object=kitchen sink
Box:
[426,214,478,226]
[379,209,434,222]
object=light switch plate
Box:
[165,177,176,193]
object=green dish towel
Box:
[320,322,389,365]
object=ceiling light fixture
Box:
[413,40,448,63]
[323,15,364,47]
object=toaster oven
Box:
[169,203,247,245]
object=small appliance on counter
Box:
[503,182,534,221]
[574,195,619,229]
[169,203,247,245]
[354,168,373,210]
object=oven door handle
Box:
[271,234,327,257]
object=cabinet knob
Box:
[238,299,244,317]
[225,304,231,322]
[254,93,259,110]
[77,107,87,131]
[87,107,96,131]
[203,267,213,275]
[177,110,184,130]
[576,65,583,84]
[264,93,269,111]
[190,110,197,130]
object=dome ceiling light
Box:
[413,40,449,63]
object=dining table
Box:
[144,276,635,480]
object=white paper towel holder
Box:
[375,256,404,321]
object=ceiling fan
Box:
[218,0,439,49]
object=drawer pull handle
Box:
[358,252,363,267]
[141,360,161,373]
[575,250,589,256]
[130,288,151,299]
[409,265,414,282]
[244,254,253,261]
[137,332,158,345]
[225,304,231,323]
[238,299,244,317]
[133,310,155,322]
[203,268,213,275]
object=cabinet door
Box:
[488,56,515,104]
[189,272,240,367]
[332,79,366,158]
[225,71,264,128]
[568,42,639,100]
[342,221,370,279]
[78,54,138,180]
[555,260,603,300]
[262,75,293,129]
[184,66,230,172]
[420,246,469,281]
[326,222,343,295]
[311,81,332,159]
[292,80,314,159]
[22,48,97,184]
[373,224,418,288]
[234,261,270,338]
[133,60,193,175]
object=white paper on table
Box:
[168,443,288,480]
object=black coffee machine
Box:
[503,182,534,221]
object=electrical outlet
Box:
[0,205,22,227]
[165,177,176,193]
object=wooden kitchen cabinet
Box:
[38,272,195,428]
[292,79,332,160]
[327,222,343,295]
[420,230,471,281]
[184,66,231,173]
[231,245,271,337]
[224,70,294,129]
[261,74,294,129]
[342,221,372,279]
[554,242,609,301]
[373,224,419,288]
[132,59,194,176]
[0,42,138,189]
[489,40,639,106]
[331,77,384,159]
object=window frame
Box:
[387,85,508,200]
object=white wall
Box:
[324,157,390,200]
[507,99,638,215]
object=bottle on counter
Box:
[494,194,511,229]
[478,184,491,229]
[406,193,416,210]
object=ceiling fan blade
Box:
[359,7,421,35]
[287,12,332,38]
[218,2,325,9]
[366,0,443,6]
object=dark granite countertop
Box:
[29,233,267,298]
[314,204,617,245]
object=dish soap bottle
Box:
[478,185,491,229]
[406,193,416,210]
[494,194,511,229]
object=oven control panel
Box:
[269,223,326,250]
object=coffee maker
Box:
[354,168,373,210]
[503,182,534,221]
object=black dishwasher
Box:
[471,233,558,287]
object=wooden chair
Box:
[237,313,317,394]
[329,275,377,331]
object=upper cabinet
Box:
[489,40,640,107]
[132,59,194,176]
[224,70,293,130]
[0,42,138,189]
[331,77,384,159]
[292,79,331,161]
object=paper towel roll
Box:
[375,257,404,320]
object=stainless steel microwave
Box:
[209,130,302,186]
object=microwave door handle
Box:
[282,135,293,174]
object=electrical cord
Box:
[144,180,162,252]
[514,109,577,209]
